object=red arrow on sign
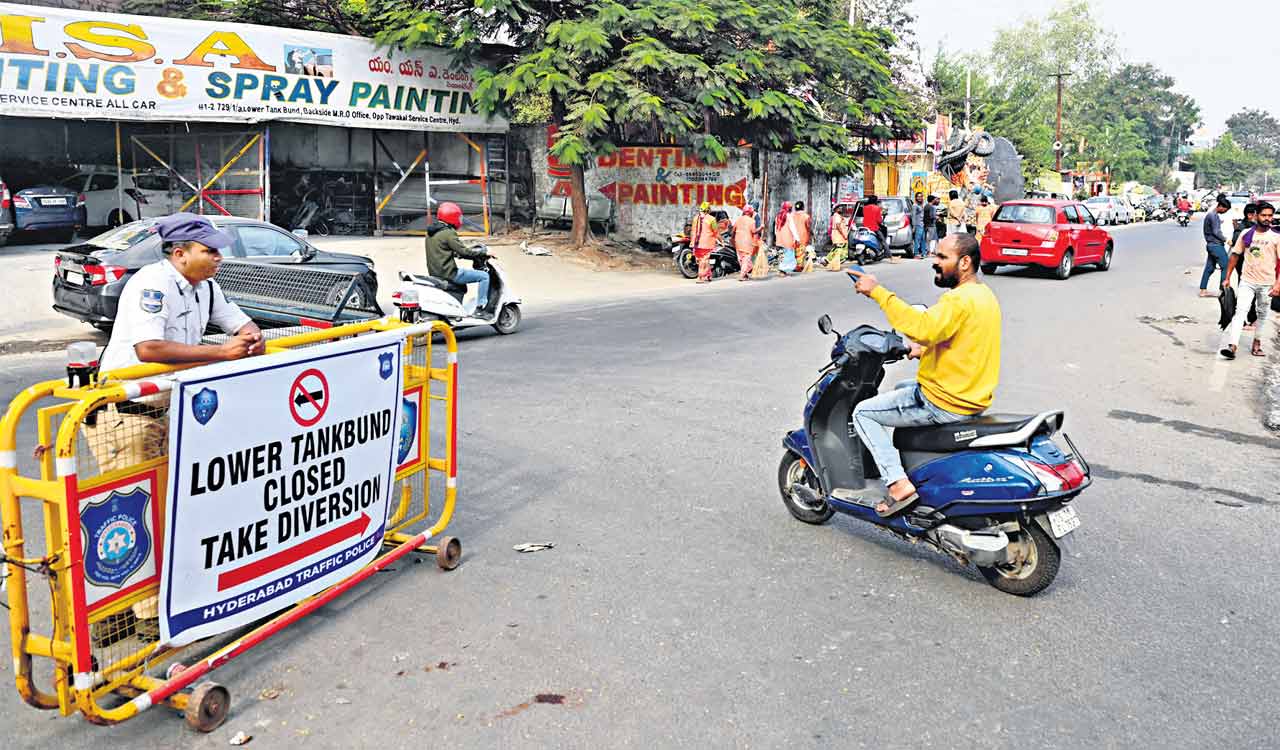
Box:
[216,513,373,592]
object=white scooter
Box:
[394,248,522,334]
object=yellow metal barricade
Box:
[0,319,459,731]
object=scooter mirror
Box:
[817,314,833,335]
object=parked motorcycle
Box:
[393,247,522,335]
[778,313,1089,596]
[672,234,741,279]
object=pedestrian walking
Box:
[1219,201,1279,359]
[1200,196,1232,298]
[1231,203,1257,250]
[910,192,927,259]
[924,195,939,255]
[946,190,966,237]
[827,206,850,271]
[88,212,264,645]
[792,200,814,272]
[691,201,719,283]
[974,195,997,242]
[733,206,760,281]
[775,201,797,276]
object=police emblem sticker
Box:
[140,289,164,313]
[80,487,153,590]
[192,387,219,425]
[378,352,395,380]
[398,396,418,464]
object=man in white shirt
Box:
[87,212,263,644]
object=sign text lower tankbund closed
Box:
[160,332,403,645]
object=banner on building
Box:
[0,2,506,132]
[159,332,403,645]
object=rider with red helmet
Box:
[425,201,491,312]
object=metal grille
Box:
[215,261,381,321]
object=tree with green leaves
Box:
[928,1,1203,188]
[375,0,920,246]
[1225,108,1280,167]
[1188,134,1266,190]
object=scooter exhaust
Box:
[934,525,1009,567]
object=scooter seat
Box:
[893,413,1044,453]
[400,272,467,294]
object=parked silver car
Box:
[840,196,912,253]
[537,192,615,228]
[1083,195,1131,225]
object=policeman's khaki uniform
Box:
[86,259,250,623]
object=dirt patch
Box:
[499,227,670,273]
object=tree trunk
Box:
[569,162,589,248]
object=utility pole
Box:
[1050,67,1071,173]
[964,69,971,131]
[848,0,857,25]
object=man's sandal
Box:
[876,492,919,518]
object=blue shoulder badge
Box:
[140,289,164,314]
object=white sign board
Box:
[160,332,403,645]
[0,2,507,133]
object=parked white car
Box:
[61,168,181,228]
[1084,195,1132,225]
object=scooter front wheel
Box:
[977,523,1060,597]
[492,303,521,335]
[778,452,833,525]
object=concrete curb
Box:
[1265,326,1280,431]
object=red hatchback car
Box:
[979,199,1113,280]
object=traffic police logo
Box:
[192,387,219,425]
[397,397,418,464]
[140,289,164,313]
[378,352,394,380]
[80,488,153,589]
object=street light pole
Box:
[1050,68,1071,173]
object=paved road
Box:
[1,221,1277,748]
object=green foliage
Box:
[929,1,1202,186]
[1225,108,1280,167]
[124,0,383,34]
[1188,134,1267,189]
[377,0,919,176]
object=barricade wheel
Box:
[436,536,462,571]
[186,681,231,732]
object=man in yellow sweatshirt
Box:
[848,233,1002,516]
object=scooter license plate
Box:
[1047,505,1081,538]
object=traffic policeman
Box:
[86,212,263,644]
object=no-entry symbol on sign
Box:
[289,368,330,427]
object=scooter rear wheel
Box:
[778,452,833,525]
[978,523,1060,597]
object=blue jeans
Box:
[453,267,489,308]
[912,226,927,258]
[852,381,973,487]
[1200,243,1229,290]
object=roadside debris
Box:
[513,542,554,553]
[520,241,552,256]
[229,730,252,745]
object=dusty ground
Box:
[0,226,685,348]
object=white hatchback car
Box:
[1084,195,1132,225]
[61,168,181,228]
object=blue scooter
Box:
[848,226,888,265]
[778,314,1090,596]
